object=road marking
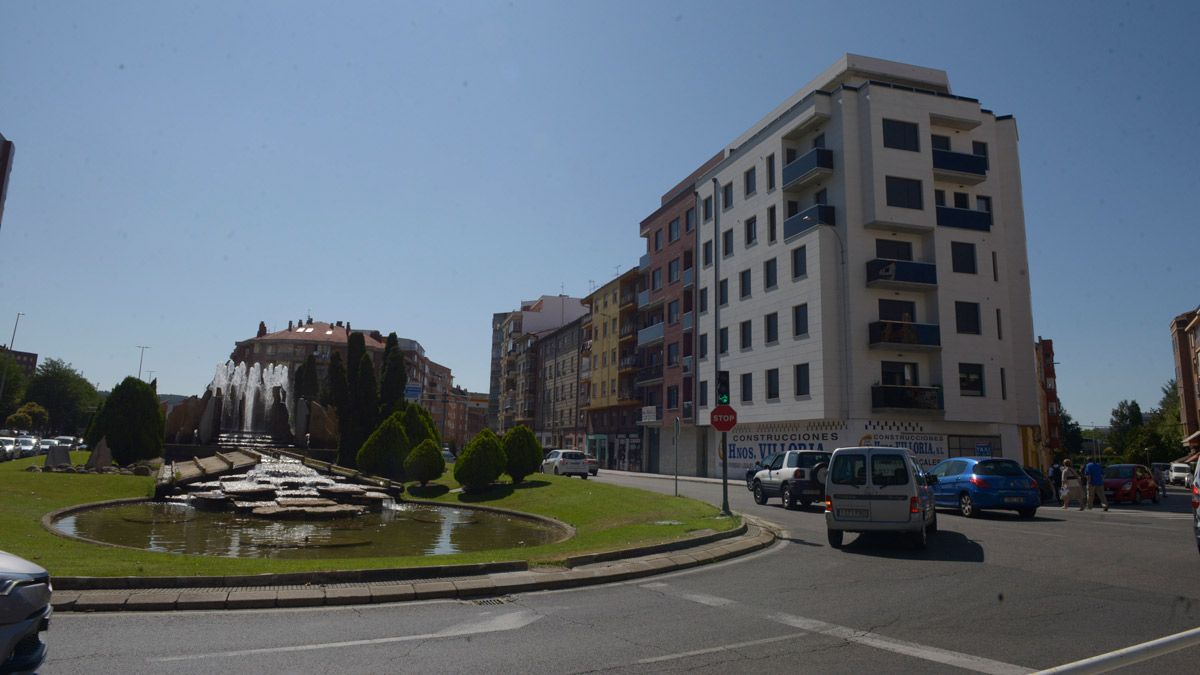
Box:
[639,583,735,607]
[1036,624,1200,673]
[637,632,806,663]
[148,610,542,662]
[769,613,1030,675]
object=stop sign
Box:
[710,405,737,432]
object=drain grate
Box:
[472,596,513,606]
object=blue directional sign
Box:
[404,385,422,401]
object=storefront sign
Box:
[719,421,949,473]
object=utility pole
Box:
[0,312,25,409]
[136,345,151,380]
[711,177,730,517]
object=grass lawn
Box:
[0,453,738,577]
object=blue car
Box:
[928,457,1040,519]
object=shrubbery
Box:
[502,424,542,484]
[86,377,163,465]
[404,439,445,487]
[453,428,506,492]
[356,411,410,480]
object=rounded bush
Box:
[404,439,445,487]
[88,377,163,465]
[454,429,506,492]
[356,412,410,480]
[502,424,542,484]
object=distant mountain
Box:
[158,394,190,405]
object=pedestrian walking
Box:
[1152,464,1167,498]
[1083,459,1109,511]
[1050,463,1063,504]
[1060,459,1084,509]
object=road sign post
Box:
[673,417,680,497]
[710,405,737,516]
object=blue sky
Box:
[1,0,1196,428]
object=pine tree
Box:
[327,351,348,412]
[356,411,409,480]
[295,353,320,401]
[355,352,379,437]
[346,332,366,392]
[403,404,435,449]
[502,424,543,484]
[379,332,408,418]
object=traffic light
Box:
[716,370,730,405]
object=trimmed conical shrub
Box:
[454,428,506,492]
[404,439,445,487]
[502,424,542,484]
[356,411,410,480]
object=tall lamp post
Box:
[136,345,151,380]
[0,312,25,410]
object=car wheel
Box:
[959,493,977,518]
[911,523,927,549]
[827,529,843,548]
[782,483,796,509]
[1018,508,1037,519]
[581,474,588,480]
[753,482,767,505]
[554,467,560,476]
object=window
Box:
[872,454,909,487]
[815,188,827,205]
[792,303,809,336]
[722,182,733,209]
[667,300,680,324]
[703,240,712,266]
[766,368,779,400]
[831,453,865,486]
[651,268,662,290]
[740,320,752,350]
[744,216,757,246]
[744,166,756,197]
[703,195,713,221]
[931,134,950,151]
[766,153,776,190]
[654,229,663,251]
[875,238,912,261]
[699,333,708,358]
[699,380,708,407]
[882,118,920,151]
[767,206,777,243]
[954,192,969,209]
[741,372,753,402]
[791,245,807,279]
[972,141,988,158]
[667,385,678,409]
[719,327,728,354]
[934,189,945,207]
[668,258,680,283]
[685,207,695,232]
[698,287,708,313]
[951,242,977,274]
[668,218,680,243]
[995,308,1003,340]
[718,278,728,306]
[812,133,825,149]
[667,342,679,366]
[955,301,982,334]
[763,258,777,289]
[794,363,810,396]
[739,268,752,298]
[976,195,992,213]
[885,176,923,209]
[882,361,919,386]
[959,363,984,396]
[765,312,778,343]
[722,229,734,257]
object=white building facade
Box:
[693,54,1039,476]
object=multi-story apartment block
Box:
[690,54,1039,476]
[535,316,585,449]
[492,296,588,434]
[636,154,723,475]
[1034,337,1060,469]
[465,391,489,443]
[582,269,641,469]
[0,347,37,379]
[1171,308,1200,453]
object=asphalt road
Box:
[43,475,1200,674]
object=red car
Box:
[1102,464,1160,504]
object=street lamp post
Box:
[0,312,25,409]
[136,345,151,380]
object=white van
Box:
[824,446,937,549]
[1170,463,1192,486]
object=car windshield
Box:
[797,453,831,468]
[1104,466,1134,479]
[973,460,1024,477]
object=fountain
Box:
[203,361,294,449]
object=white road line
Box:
[769,613,1031,675]
[1036,624,1200,673]
[637,632,806,664]
[148,610,542,662]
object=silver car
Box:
[0,551,52,674]
[15,438,36,459]
[540,449,589,479]
[824,446,938,549]
[0,438,15,462]
[750,450,831,508]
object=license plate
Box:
[1004,496,1025,504]
[837,508,868,519]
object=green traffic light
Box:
[717,394,730,405]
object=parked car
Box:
[1023,466,1055,503]
[1169,463,1191,486]
[52,436,78,450]
[928,457,1040,519]
[824,446,937,549]
[440,450,456,464]
[1102,464,1159,504]
[15,438,37,458]
[540,449,589,479]
[0,438,15,462]
[38,440,58,456]
[0,550,52,674]
[584,454,599,476]
[750,450,831,508]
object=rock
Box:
[222,485,276,501]
[119,469,134,475]
[275,497,338,508]
[164,395,207,443]
[24,466,40,472]
[61,466,76,473]
[305,401,339,449]
[132,465,152,476]
[189,491,230,510]
[85,438,113,470]
[44,444,71,468]
[250,504,364,520]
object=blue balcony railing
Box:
[683,267,694,287]
[639,253,652,271]
[782,148,834,190]
[871,385,944,411]
[783,204,835,240]
[936,206,992,231]
[868,321,942,349]
[682,311,693,331]
[866,259,937,288]
[932,149,988,176]
[636,363,664,384]
[637,322,664,345]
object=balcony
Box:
[618,388,639,403]
[639,253,652,271]
[682,311,694,331]
[932,149,988,185]
[638,289,663,309]
[782,148,834,192]
[783,204,835,241]
[619,354,638,370]
[868,321,942,350]
[638,404,663,425]
[636,363,664,385]
[871,385,944,412]
[619,323,637,341]
[637,322,664,346]
[581,339,592,353]
[936,206,992,231]
[682,355,694,375]
[683,267,694,287]
[865,259,937,291]
[620,291,636,307]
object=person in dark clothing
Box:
[1050,463,1063,504]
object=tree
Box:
[4,412,32,430]
[87,377,163,464]
[346,332,366,392]
[326,350,348,411]
[1108,399,1144,456]
[404,439,445,487]
[378,332,408,418]
[1059,408,1084,456]
[454,429,506,492]
[417,405,441,445]
[0,351,27,421]
[502,424,542,484]
[22,358,100,434]
[403,403,435,449]
[294,353,320,401]
[356,411,410,480]
[1151,379,1183,452]
[14,402,49,432]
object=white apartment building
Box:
[692,54,1039,476]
